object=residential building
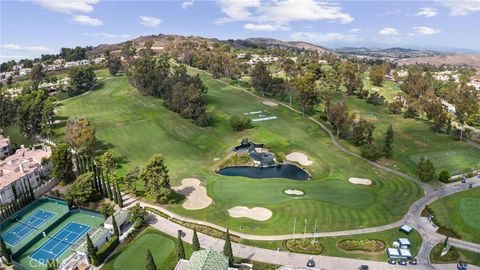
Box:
[0,145,52,204]
[0,136,11,159]
[0,135,11,159]
[19,68,32,76]
[93,57,105,64]
[174,249,237,270]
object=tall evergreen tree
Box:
[27,179,35,201]
[86,233,97,263]
[177,232,186,260]
[115,182,123,207]
[383,125,394,158]
[417,157,436,182]
[106,178,113,200]
[145,249,156,270]
[192,227,201,251]
[223,229,234,266]
[112,213,120,238]
[46,260,58,270]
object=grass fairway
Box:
[241,227,422,262]
[429,187,480,244]
[320,90,480,176]
[56,69,423,235]
[102,227,190,270]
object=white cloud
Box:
[181,0,194,9]
[83,33,131,38]
[349,28,361,33]
[216,0,353,28]
[438,0,480,16]
[72,14,103,26]
[378,27,399,35]
[413,26,441,35]
[34,0,99,13]
[216,0,261,23]
[140,16,162,27]
[244,23,289,31]
[0,44,51,53]
[415,7,438,17]
[290,32,361,43]
[257,0,353,24]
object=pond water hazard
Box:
[217,164,310,180]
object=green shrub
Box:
[93,235,119,266]
[438,170,451,183]
[360,143,384,161]
[230,115,253,131]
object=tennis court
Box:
[29,222,91,262]
[2,209,55,246]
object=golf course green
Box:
[55,67,444,235]
[429,187,480,244]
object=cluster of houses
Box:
[237,53,303,66]
[0,57,105,84]
[389,69,480,91]
[0,135,52,204]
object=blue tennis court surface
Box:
[29,222,91,262]
[2,209,55,246]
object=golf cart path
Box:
[122,176,479,268]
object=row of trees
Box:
[126,54,209,126]
[146,227,235,269]
[0,180,35,222]
[0,90,55,138]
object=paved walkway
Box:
[122,175,480,269]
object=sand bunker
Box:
[348,178,373,186]
[286,152,313,166]
[228,206,272,221]
[173,178,212,210]
[262,101,278,107]
[284,189,304,196]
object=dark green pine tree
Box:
[101,171,108,198]
[112,213,120,238]
[223,229,234,266]
[192,227,201,251]
[115,182,123,207]
[46,259,58,270]
[177,232,186,260]
[383,125,394,158]
[86,233,97,264]
[95,166,103,195]
[74,153,80,174]
[105,176,113,200]
[145,249,157,270]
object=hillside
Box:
[397,54,480,74]
[86,34,330,58]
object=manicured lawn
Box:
[2,125,37,147]
[429,187,480,244]
[318,90,480,177]
[102,227,191,270]
[241,227,422,262]
[56,68,423,235]
[363,74,401,102]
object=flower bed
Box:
[283,239,323,255]
[336,239,386,252]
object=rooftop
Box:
[105,210,130,226]
[0,135,10,149]
[0,145,51,188]
[177,249,229,270]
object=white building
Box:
[64,61,79,68]
[93,57,105,64]
[0,145,52,204]
[0,135,11,159]
[19,68,32,76]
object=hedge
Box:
[93,235,119,266]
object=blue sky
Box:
[1,0,480,62]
